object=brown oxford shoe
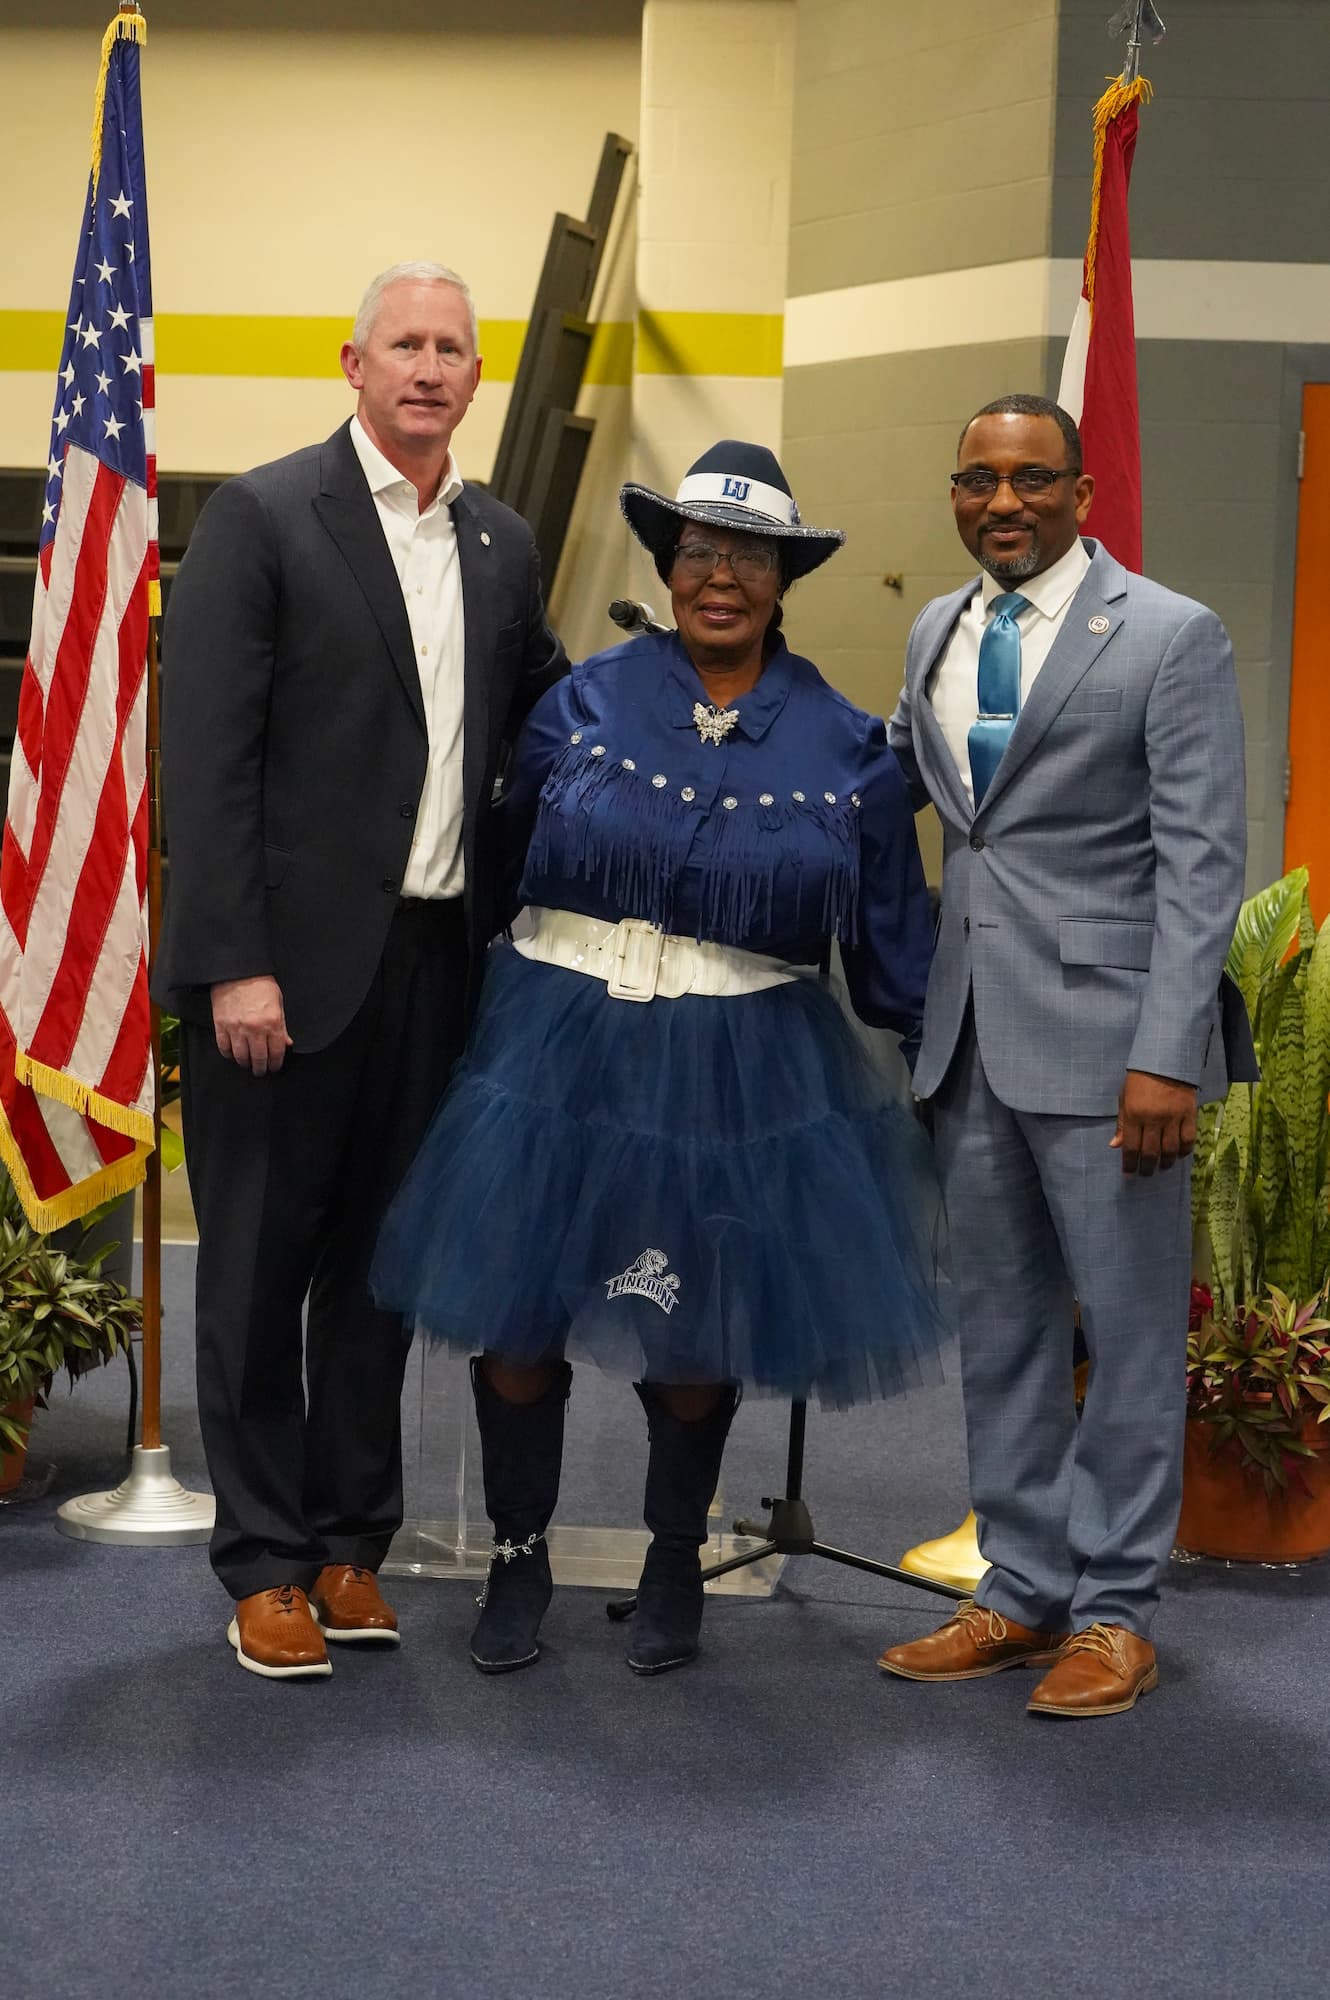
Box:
[311,1563,401,1645]
[227,1585,332,1680]
[1027,1623,1158,1717]
[878,1597,1070,1682]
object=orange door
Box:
[1286,383,1330,924]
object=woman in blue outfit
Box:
[373,440,945,1677]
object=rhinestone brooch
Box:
[693,702,740,746]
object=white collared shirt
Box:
[927,536,1092,806]
[350,414,467,898]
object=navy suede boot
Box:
[627,1382,740,1675]
[469,1357,571,1673]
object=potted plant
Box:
[0,1171,141,1494]
[1180,867,1330,1559]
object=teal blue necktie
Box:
[968,592,1029,805]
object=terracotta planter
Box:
[1176,1414,1330,1562]
[0,1396,35,1496]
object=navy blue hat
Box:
[620,439,845,582]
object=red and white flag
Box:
[0,8,157,1231]
[1057,76,1152,574]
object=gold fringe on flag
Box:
[1083,74,1153,310]
[0,1105,149,1234]
[14,1048,156,1151]
[90,5,148,192]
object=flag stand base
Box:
[54,1444,214,1545]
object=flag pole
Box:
[140,614,163,1454]
[56,2,213,1545]
[56,614,215,1546]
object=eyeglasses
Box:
[950,467,1077,500]
[672,540,779,582]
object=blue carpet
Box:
[4,1246,1329,1999]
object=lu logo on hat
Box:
[620,439,845,583]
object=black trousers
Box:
[181,899,469,1600]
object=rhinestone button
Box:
[792,791,806,803]
[851,792,862,807]
[570,731,583,744]
[622,758,636,771]
[759,793,774,806]
[681,786,696,802]
[824,791,837,804]
[591,745,607,758]
[652,774,667,789]
[722,795,738,810]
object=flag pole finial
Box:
[1107,0,1166,86]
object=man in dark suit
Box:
[156,261,566,1678]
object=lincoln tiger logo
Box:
[606,1248,681,1314]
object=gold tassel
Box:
[1083,74,1153,310]
[90,5,148,192]
[14,1048,155,1150]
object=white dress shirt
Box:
[927,536,1092,806]
[350,415,467,898]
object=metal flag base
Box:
[55,1444,214,1546]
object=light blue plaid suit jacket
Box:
[889,539,1256,1114]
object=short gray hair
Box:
[351,261,478,354]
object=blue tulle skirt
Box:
[371,943,949,1408]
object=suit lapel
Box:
[453,489,497,832]
[976,542,1127,816]
[912,585,977,826]
[312,423,426,734]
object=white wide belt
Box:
[512,906,809,1002]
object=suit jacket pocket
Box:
[264,844,291,888]
[1063,687,1123,713]
[1058,917,1153,970]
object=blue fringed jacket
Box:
[498,631,934,1054]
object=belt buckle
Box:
[607,918,665,1002]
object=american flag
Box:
[0,7,156,1231]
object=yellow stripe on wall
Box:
[636,311,784,379]
[0,309,782,384]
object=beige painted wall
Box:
[617,0,796,623]
[0,18,642,476]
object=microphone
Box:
[608,598,669,637]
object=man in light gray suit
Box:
[878,394,1254,1718]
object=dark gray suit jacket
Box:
[154,420,567,1049]
[889,540,1257,1114]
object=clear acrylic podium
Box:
[383,1341,785,1598]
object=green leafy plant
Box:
[1193,868,1330,1314]
[1188,868,1330,1490]
[1187,1282,1330,1494]
[0,1171,140,1457]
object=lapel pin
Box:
[1088,614,1110,635]
[480,530,491,547]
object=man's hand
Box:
[1111,1069,1197,1178]
[211,976,292,1075]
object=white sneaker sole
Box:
[315,1621,401,1645]
[226,1617,332,1679]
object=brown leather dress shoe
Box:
[878,1597,1070,1682]
[227,1585,332,1679]
[310,1564,401,1644]
[1027,1623,1158,1717]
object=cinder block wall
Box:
[781,0,1062,881]
[782,0,1330,890]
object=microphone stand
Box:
[608,1398,967,1623]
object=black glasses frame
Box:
[950,467,1079,500]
